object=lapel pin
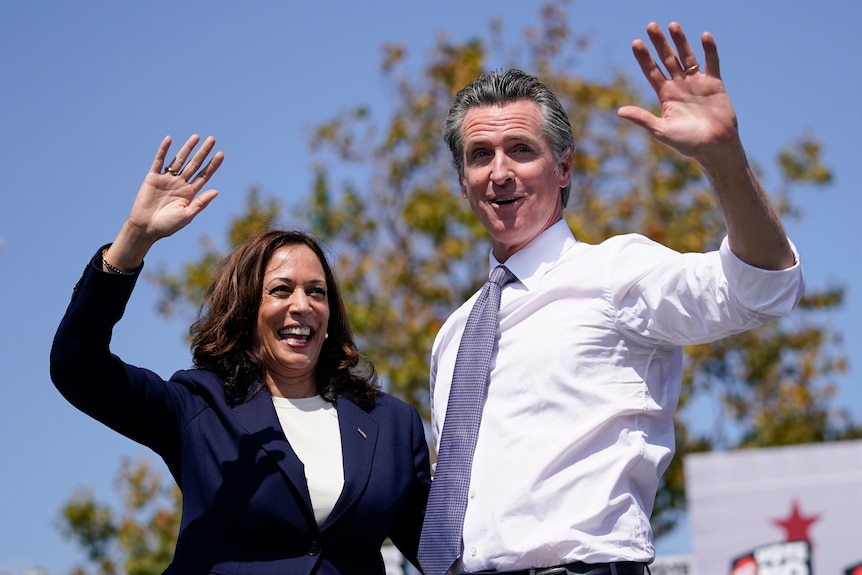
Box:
[357,427,367,439]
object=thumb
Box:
[187,189,219,217]
[617,105,660,134]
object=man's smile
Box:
[491,196,521,206]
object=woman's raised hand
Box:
[128,134,224,241]
[103,134,224,272]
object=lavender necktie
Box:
[418,265,517,575]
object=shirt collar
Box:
[489,219,578,291]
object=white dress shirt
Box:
[429,219,803,572]
[273,395,344,526]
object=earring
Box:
[324,332,329,340]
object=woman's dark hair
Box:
[190,230,379,409]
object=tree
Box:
[59,0,856,568]
[287,0,856,537]
[57,459,180,575]
[154,0,854,536]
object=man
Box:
[418,22,804,575]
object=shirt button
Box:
[307,541,321,556]
[469,489,475,499]
[471,547,477,557]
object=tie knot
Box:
[489,265,516,287]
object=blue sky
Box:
[2,1,859,572]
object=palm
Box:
[618,22,740,164]
[130,173,208,237]
[127,135,223,241]
[650,75,737,158]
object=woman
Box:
[50,134,430,575]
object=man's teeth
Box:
[494,197,518,205]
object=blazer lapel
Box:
[321,399,379,531]
[232,390,315,519]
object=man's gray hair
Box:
[442,68,575,207]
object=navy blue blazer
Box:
[50,252,431,575]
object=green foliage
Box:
[778,136,833,185]
[289,0,857,539]
[153,0,854,536]
[57,459,180,575]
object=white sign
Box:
[685,439,862,575]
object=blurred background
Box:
[2,1,859,573]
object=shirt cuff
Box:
[718,236,804,317]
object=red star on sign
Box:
[773,500,820,542]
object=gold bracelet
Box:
[101,249,134,275]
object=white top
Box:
[272,395,344,526]
[429,220,804,572]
